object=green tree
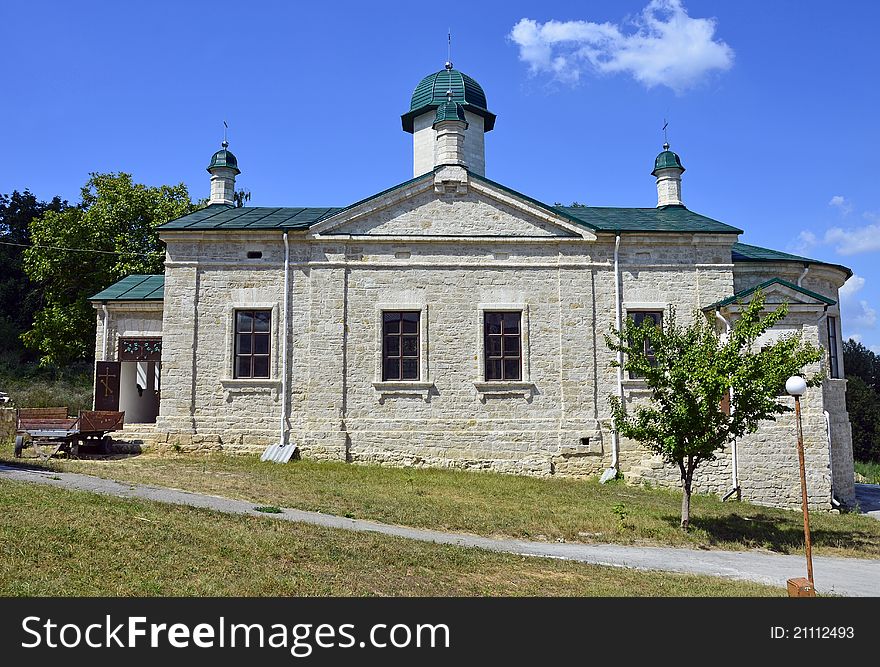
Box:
[843,339,880,462]
[606,292,823,529]
[845,375,880,462]
[22,173,195,366]
[843,339,880,391]
[0,190,69,359]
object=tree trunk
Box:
[680,480,692,530]
[680,457,695,531]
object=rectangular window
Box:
[827,316,840,378]
[382,311,420,381]
[234,309,271,378]
[484,311,522,381]
[628,310,663,379]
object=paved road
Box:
[857,483,880,520]
[2,463,879,597]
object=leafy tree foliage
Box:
[843,339,880,462]
[22,173,195,366]
[0,191,69,359]
[606,292,823,529]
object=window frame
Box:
[827,315,841,379]
[475,303,531,386]
[483,311,523,381]
[373,303,431,388]
[233,309,273,379]
[381,310,421,381]
[625,309,664,380]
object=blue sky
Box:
[3,0,878,349]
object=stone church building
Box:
[90,64,855,510]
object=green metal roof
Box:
[159,204,342,230]
[161,169,742,235]
[732,242,853,278]
[208,146,240,175]
[90,275,164,302]
[652,148,684,175]
[434,100,467,125]
[553,204,742,234]
[402,67,495,133]
[704,277,836,311]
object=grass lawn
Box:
[855,461,880,484]
[0,480,782,597]
[3,444,879,559]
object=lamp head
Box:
[786,375,807,397]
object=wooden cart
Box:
[13,408,125,459]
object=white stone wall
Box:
[209,168,236,205]
[411,110,486,177]
[654,168,683,207]
[730,262,855,506]
[145,181,854,510]
[92,304,163,362]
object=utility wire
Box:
[0,240,163,257]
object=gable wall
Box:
[148,192,849,509]
[324,188,575,238]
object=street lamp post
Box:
[785,375,815,596]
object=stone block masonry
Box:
[146,183,854,512]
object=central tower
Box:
[401,62,496,177]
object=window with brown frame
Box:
[628,310,663,379]
[382,311,420,381]
[827,316,841,378]
[234,310,271,378]
[484,311,522,381]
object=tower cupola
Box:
[652,143,685,207]
[402,63,495,177]
[207,140,240,206]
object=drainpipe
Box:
[605,234,623,479]
[102,303,109,361]
[279,230,290,447]
[797,265,809,287]
[716,310,740,501]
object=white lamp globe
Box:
[786,375,807,397]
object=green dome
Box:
[651,145,684,175]
[433,100,467,126]
[207,144,241,175]
[402,65,495,133]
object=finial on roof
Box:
[446,28,453,69]
[223,120,229,148]
[663,142,670,151]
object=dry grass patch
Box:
[0,480,781,597]
[3,445,879,559]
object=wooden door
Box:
[94,361,121,411]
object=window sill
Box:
[372,381,435,402]
[473,381,536,401]
[220,378,281,398]
[220,378,280,386]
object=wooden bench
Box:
[16,407,76,431]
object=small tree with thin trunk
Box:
[605,292,823,530]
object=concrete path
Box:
[856,483,880,520]
[2,463,879,597]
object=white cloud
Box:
[828,195,853,215]
[849,333,863,343]
[839,275,877,331]
[797,201,880,256]
[823,223,880,255]
[509,1,734,92]
[788,230,818,255]
[839,274,865,299]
